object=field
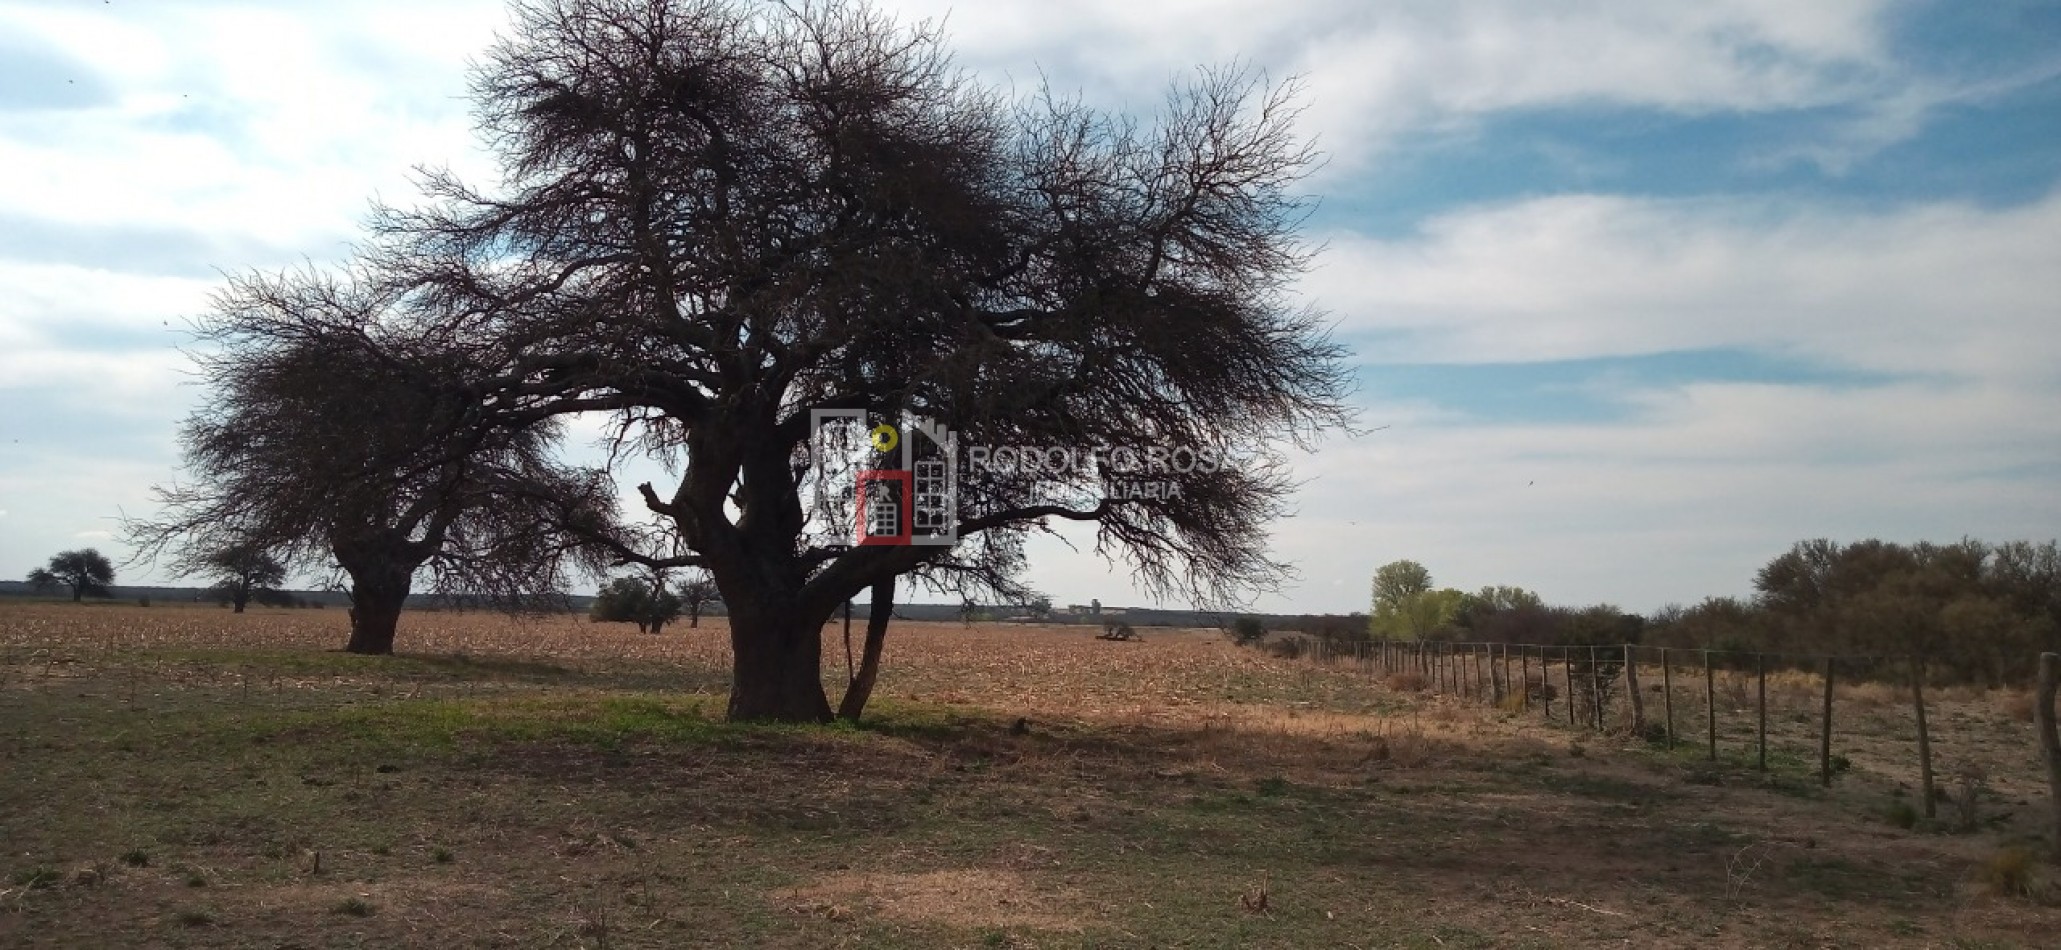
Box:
[2,602,2056,948]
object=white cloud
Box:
[1041,190,2061,614]
[883,0,1902,176]
[0,1,500,249]
[1310,190,2061,381]
[1245,368,2061,614]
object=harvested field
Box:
[1,602,2056,948]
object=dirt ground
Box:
[1,602,2056,948]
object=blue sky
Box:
[1,0,2057,615]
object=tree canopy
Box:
[197,543,288,613]
[27,549,116,602]
[591,576,682,634]
[342,0,1348,720]
[125,269,618,653]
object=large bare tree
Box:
[355,0,1346,717]
[127,268,618,654]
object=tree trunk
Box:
[343,559,412,655]
[727,600,835,722]
[71,585,83,603]
[838,577,896,722]
[232,586,249,614]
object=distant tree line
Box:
[1646,538,2060,687]
[1357,559,1642,648]
[1330,539,2061,688]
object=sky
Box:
[1,0,2057,615]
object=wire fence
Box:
[1299,637,2048,818]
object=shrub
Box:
[1264,637,1309,660]
[1100,620,1139,641]
[1385,671,1428,692]
[1949,763,1989,832]
[1842,681,1899,709]
[1230,616,1266,646]
[10,867,60,889]
[1362,724,1433,768]
[1884,801,1918,830]
[1999,690,2037,723]
[1979,847,2041,899]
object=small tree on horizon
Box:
[193,543,288,613]
[27,548,117,602]
[591,576,683,634]
[676,571,720,629]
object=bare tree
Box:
[676,570,721,629]
[349,0,1347,718]
[126,267,618,654]
[193,542,287,613]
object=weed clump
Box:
[1949,764,1989,832]
[173,909,213,928]
[10,867,60,890]
[1385,671,1428,692]
[1979,847,2044,899]
[1999,690,2037,723]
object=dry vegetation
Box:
[1,601,2056,948]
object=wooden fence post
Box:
[1588,645,1604,730]
[1705,650,1717,762]
[1819,657,1836,787]
[1661,647,1675,749]
[1522,647,1534,713]
[2037,652,2060,862]
[1624,644,1645,736]
[1489,644,1502,705]
[1756,653,1768,772]
[1564,647,1576,725]
[1912,656,1934,818]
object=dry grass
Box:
[783,869,1084,931]
[1841,680,1902,710]
[1385,670,1430,692]
[1977,847,2047,900]
[4,602,2059,949]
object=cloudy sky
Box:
[1,0,2056,615]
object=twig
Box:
[1543,896,1625,917]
